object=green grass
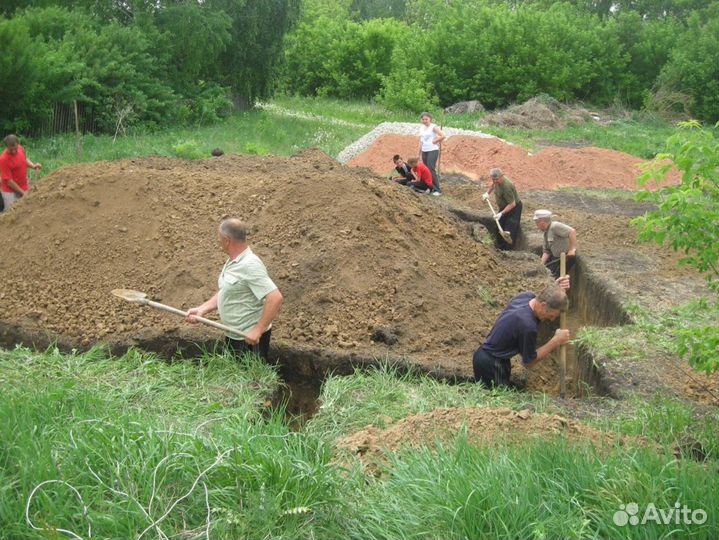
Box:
[476,118,677,159]
[306,364,554,441]
[575,300,719,364]
[0,346,347,540]
[28,104,369,177]
[2,347,718,539]
[346,438,718,539]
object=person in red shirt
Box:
[0,134,42,212]
[405,157,434,193]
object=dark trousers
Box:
[408,180,432,192]
[225,329,272,361]
[498,200,522,247]
[545,254,576,278]
[473,348,511,388]
[421,149,441,192]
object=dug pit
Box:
[1,150,714,415]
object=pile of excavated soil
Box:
[0,150,552,374]
[347,134,679,190]
[480,96,596,129]
[337,407,640,467]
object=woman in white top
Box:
[418,112,445,195]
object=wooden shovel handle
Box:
[559,253,567,398]
[143,299,246,338]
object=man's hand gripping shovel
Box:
[482,192,512,245]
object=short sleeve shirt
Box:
[494,177,520,210]
[412,162,434,188]
[480,292,539,365]
[0,145,29,193]
[217,248,278,336]
[544,221,573,258]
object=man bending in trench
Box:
[473,278,570,389]
[186,218,283,361]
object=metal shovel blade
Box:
[111,289,149,302]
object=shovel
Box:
[484,196,513,244]
[559,253,567,398]
[111,289,246,338]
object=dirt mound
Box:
[348,134,676,190]
[0,151,552,373]
[481,96,595,129]
[337,407,638,465]
[444,100,484,114]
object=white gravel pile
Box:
[336,122,499,163]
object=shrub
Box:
[173,140,204,160]
[657,14,719,123]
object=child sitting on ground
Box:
[405,157,434,193]
[389,154,414,185]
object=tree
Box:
[350,0,407,20]
[632,121,719,373]
[209,0,301,107]
[658,13,719,123]
[0,17,38,132]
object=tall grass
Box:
[1,346,718,539]
[29,106,369,176]
[0,346,347,539]
[307,364,553,440]
[345,437,718,539]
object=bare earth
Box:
[1,146,715,414]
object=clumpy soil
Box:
[1,148,716,405]
[337,407,641,468]
[0,150,549,377]
[348,133,679,190]
[442,181,719,405]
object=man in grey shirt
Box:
[533,209,577,278]
[187,218,283,360]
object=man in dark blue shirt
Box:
[473,281,570,388]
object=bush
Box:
[173,140,204,160]
[633,121,719,373]
[412,2,627,109]
[282,16,401,100]
[657,14,719,123]
[0,17,38,132]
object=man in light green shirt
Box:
[187,218,283,360]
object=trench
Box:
[0,209,631,424]
[450,204,630,399]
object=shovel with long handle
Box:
[484,197,513,244]
[111,289,246,339]
[559,253,567,398]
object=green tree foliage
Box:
[658,13,719,123]
[0,17,37,132]
[282,0,718,121]
[413,2,626,108]
[633,121,719,373]
[610,11,680,108]
[283,16,400,99]
[2,0,299,134]
[209,0,301,107]
[154,3,232,92]
[350,0,407,20]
